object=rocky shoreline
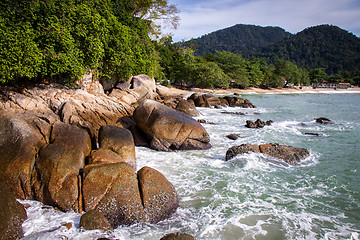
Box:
[0,75,312,239]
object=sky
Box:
[164,0,360,42]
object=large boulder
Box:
[0,182,27,240]
[176,99,199,116]
[109,74,157,108]
[96,125,136,169]
[226,143,309,164]
[32,122,91,212]
[138,167,179,223]
[133,100,211,151]
[82,162,146,227]
[59,96,131,142]
[0,111,57,199]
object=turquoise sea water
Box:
[21,92,360,240]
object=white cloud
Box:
[169,0,360,41]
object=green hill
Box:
[186,24,360,74]
[186,24,292,56]
[248,25,360,74]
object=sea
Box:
[20,90,360,240]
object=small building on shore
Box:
[312,81,351,89]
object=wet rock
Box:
[0,111,57,199]
[203,94,222,108]
[226,133,240,140]
[82,162,146,227]
[160,232,196,240]
[226,143,309,164]
[221,111,246,116]
[137,167,179,223]
[188,93,222,108]
[97,125,136,169]
[197,119,216,125]
[133,100,211,151]
[176,99,199,116]
[245,119,273,128]
[80,209,113,231]
[226,144,261,160]
[32,122,91,212]
[0,181,27,240]
[304,132,320,136]
[222,96,256,108]
[315,117,332,124]
[219,98,229,107]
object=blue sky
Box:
[166,0,360,41]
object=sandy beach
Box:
[163,85,360,96]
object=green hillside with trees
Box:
[186,24,292,56]
[248,25,360,74]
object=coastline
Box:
[165,86,360,96]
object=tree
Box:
[309,68,327,83]
[205,51,249,88]
[0,0,171,85]
[123,0,180,38]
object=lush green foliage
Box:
[157,40,312,88]
[0,0,176,85]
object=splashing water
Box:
[21,93,360,239]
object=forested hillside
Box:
[187,24,291,56]
[186,24,360,75]
[248,25,360,74]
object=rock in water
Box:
[133,100,211,151]
[315,117,332,124]
[226,133,240,140]
[226,143,309,164]
[82,163,146,227]
[160,232,196,240]
[137,166,179,223]
[226,144,261,160]
[32,122,91,212]
[0,181,27,240]
[80,209,113,231]
[245,119,273,128]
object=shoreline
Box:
[165,86,360,96]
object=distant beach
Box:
[165,86,360,96]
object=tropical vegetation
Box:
[0,1,359,88]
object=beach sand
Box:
[162,85,360,96]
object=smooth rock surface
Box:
[82,163,146,227]
[32,122,91,212]
[138,166,179,223]
[133,100,211,151]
